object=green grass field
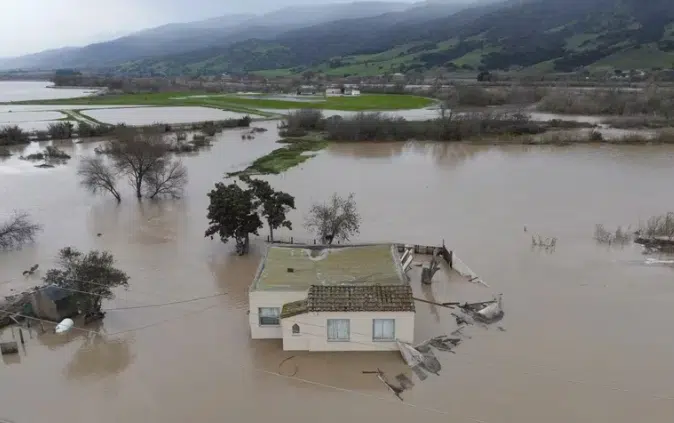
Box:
[8,93,434,112]
[589,44,674,70]
[213,94,434,110]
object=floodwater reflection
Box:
[65,334,134,381]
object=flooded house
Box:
[29,285,78,321]
[248,244,415,351]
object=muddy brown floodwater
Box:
[1,121,674,423]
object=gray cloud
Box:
[1,0,423,57]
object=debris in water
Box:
[395,373,414,390]
[457,295,505,324]
[54,318,74,334]
[22,264,39,276]
[645,258,674,265]
[278,355,298,377]
[363,369,403,400]
[411,365,428,381]
[476,294,504,322]
[421,249,441,284]
[397,340,426,368]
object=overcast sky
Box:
[0,0,427,57]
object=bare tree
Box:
[144,159,188,199]
[305,193,360,244]
[78,157,122,202]
[107,129,169,198]
[0,212,42,250]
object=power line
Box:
[104,293,227,311]
[4,278,671,403]
[246,309,674,402]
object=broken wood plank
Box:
[375,369,403,401]
[413,297,456,309]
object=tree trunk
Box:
[268,221,274,243]
[135,178,143,199]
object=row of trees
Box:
[205,175,360,255]
[78,128,188,201]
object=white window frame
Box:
[327,319,350,342]
[372,319,396,341]
[258,307,280,326]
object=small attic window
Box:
[292,323,300,335]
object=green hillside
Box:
[114,0,674,77]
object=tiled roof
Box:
[306,285,415,313]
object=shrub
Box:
[0,125,29,145]
[280,109,325,133]
[538,86,674,117]
[47,122,75,139]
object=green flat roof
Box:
[252,244,404,291]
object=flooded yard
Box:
[81,106,258,126]
[1,79,673,423]
[0,81,98,102]
[0,110,65,123]
[1,121,674,422]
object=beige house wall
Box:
[280,311,414,351]
[248,290,307,339]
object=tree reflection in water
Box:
[34,319,134,381]
[64,333,134,381]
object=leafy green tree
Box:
[43,247,129,315]
[205,182,263,255]
[240,175,295,242]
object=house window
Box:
[373,319,395,341]
[258,307,280,326]
[292,323,300,335]
[327,319,350,341]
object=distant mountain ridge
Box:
[123,0,672,76]
[0,1,411,70]
[114,0,496,76]
[4,0,674,75]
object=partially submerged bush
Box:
[280,109,325,136]
[594,224,632,245]
[323,111,542,142]
[601,116,674,129]
[21,145,71,161]
[47,122,74,139]
[44,145,71,159]
[34,130,49,141]
[437,85,547,107]
[539,86,674,117]
[77,121,114,137]
[0,125,29,145]
[640,212,674,239]
[202,121,218,136]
